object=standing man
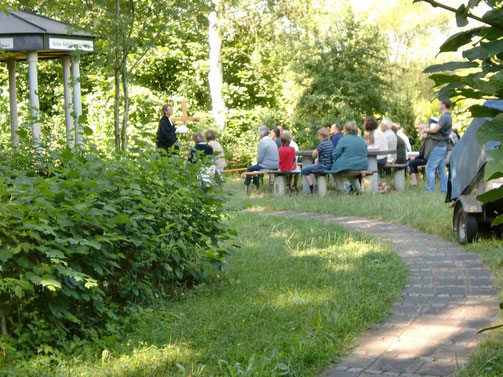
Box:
[156,104,177,153]
[423,99,452,193]
[330,123,342,149]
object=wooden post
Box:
[7,60,19,148]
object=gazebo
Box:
[0,9,94,149]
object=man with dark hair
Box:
[423,99,452,192]
[156,104,177,153]
[330,123,342,149]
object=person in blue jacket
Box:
[330,121,368,192]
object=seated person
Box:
[330,123,342,149]
[391,124,407,164]
[189,132,213,162]
[364,116,388,166]
[301,127,333,194]
[205,129,226,173]
[279,133,300,192]
[408,123,428,186]
[380,119,397,164]
[330,121,368,193]
[271,127,282,149]
[189,132,215,184]
[244,126,279,188]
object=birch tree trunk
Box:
[208,0,226,130]
[114,0,121,151]
[121,56,129,152]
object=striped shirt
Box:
[316,139,334,168]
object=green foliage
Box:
[422,0,503,227]
[0,140,235,359]
[293,14,398,146]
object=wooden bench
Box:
[316,170,376,197]
[268,170,301,196]
[221,168,247,174]
[242,170,271,191]
[379,163,408,191]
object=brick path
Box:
[257,211,500,377]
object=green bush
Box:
[0,143,235,360]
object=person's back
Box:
[257,136,279,169]
[279,146,296,171]
[331,134,368,172]
[316,138,334,168]
[207,139,227,170]
[374,128,388,159]
[395,135,407,164]
[384,129,397,163]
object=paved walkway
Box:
[256,211,500,377]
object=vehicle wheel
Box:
[455,207,478,244]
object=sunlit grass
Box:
[9,212,407,377]
[224,176,503,377]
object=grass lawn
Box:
[225,177,503,377]
[8,212,407,377]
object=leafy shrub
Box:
[0,143,236,360]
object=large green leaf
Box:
[483,9,503,27]
[483,39,503,56]
[439,27,484,52]
[456,5,470,27]
[477,114,503,147]
[429,73,464,86]
[463,45,489,61]
[469,104,503,118]
[477,185,503,203]
[485,149,503,181]
[424,61,479,73]
[467,0,482,8]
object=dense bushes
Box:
[0,144,235,360]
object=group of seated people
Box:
[243,117,414,194]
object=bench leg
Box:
[347,176,362,193]
[394,169,405,191]
[274,175,286,196]
[333,174,345,191]
[317,175,327,197]
[362,175,373,193]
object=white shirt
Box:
[384,129,397,163]
[374,129,388,160]
[397,129,412,152]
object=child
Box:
[279,133,299,192]
[301,127,334,193]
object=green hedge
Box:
[0,145,235,359]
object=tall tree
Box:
[208,0,226,130]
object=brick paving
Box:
[257,211,500,377]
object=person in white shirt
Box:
[380,119,397,164]
[396,123,412,153]
[364,116,388,167]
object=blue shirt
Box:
[316,139,334,168]
[331,133,342,149]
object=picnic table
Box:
[296,149,397,194]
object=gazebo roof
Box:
[0,9,94,62]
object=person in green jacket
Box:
[330,121,368,192]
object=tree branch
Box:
[416,0,503,32]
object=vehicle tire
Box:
[455,207,478,244]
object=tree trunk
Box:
[113,0,121,151]
[114,68,121,151]
[1,313,7,336]
[121,57,129,152]
[208,0,226,130]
